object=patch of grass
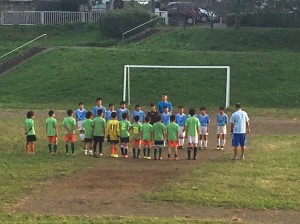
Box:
[0,23,118,63]
[129,27,300,52]
[0,213,237,224]
[144,136,300,210]
[1,48,300,110]
[0,111,101,209]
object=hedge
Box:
[226,12,300,28]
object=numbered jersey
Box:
[106,120,120,141]
[119,120,131,138]
[131,122,142,140]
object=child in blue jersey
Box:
[198,107,210,150]
[176,106,187,149]
[216,106,228,150]
[75,102,87,141]
[162,106,171,126]
[105,103,115,122]
[92,97,106,118]
[117,100,130,121]
[132,104,145,123]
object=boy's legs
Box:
[48,138,52,154]
[217,133,221,149]
[221,134,226,149]
[167,146,171,160]
[25,142,30,154]
[110,143,114,157]
[88,142,93,155]
[203,135,208,149]
[132,142,137,158]
[53,138,58,154]
[30,142,35,154]
[146,144,151,159]
[143,144,147,159]
[83,141,88,155]
[199,135,203,149]
[179,126,185,148]
[93,138,98,153]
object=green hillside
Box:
[128,27,300,52]
[0,47,299,110]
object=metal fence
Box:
[0,11,105,25]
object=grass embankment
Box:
[145,136,300,210]
[0,47,299,111]
[0,23,118,63]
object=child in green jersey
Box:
[92,109,106,157]
[131,115,142,158]
[24,111,36,155]
[166,115,180,160]
[119,113,131,158]
[62,109,77,155]
[152,114,166,160]
[83,111,93,156]
[46,110,58,155]
[141,116,153,159]
[184,108,200,160]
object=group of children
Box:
[24,97,228,160]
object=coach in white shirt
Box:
[230,103,250,160]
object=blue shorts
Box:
[232,133,246,147]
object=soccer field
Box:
[1,26,300,223]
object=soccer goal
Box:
[123,65,231,108]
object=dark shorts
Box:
[27,135,36,142]
[110,140,119,145]
[154,140,164,147]
[120,137,130,143]
[84,138,93,143]
[232,133,246,147]
[93,136,104,143]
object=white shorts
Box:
[199,126,208,135]
[188,136,198,144]
[217,126,227,135]
[77,120,84,130]
[179,126,185,138]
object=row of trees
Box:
[201,0,300,28]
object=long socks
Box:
[193,147,197,159]
[54,144,57,153]
[143,148,146,157]
[187,147,191,159]
[48,144,52,153]
[71,143,75,154]
[147,148,150,157]
[133,148,136,158]
[159,148,162,158]
[121,146,124,156]
[65,144,69,154]
[137,148,141,157]
[154,148,157,158]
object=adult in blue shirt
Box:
[230,103,250,160]
[157,93,173,114]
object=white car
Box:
[199,8,218,22]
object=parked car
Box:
[198,8,218,22]
[164,2,200,25]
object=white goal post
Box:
[123,65,231,108]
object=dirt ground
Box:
[11,114,300,223]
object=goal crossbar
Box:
[123,65,231,108]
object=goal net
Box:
[123,65,231,108]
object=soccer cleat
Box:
[240,155,245,160]
[187,157,191,160]
[137,155,141,159]
[198,146,202,150]
[110,154,114,158]
[220,146,224,151]
[144,156,148,159]
[203,147,207,150]
[147,157,152,160]
[174,157,179,161]
[72,153,76,156]
[159,157,163,160]
[89,150,93,155]
[193,157,197,160]
[114,154,119,158]
[154,157,158,160]
[216,146,220,150]
[125,155,129,159]
[231,156,238,160]
[66,152,70,155]
[99,153,103,156]
[84,150,88,155]
[167,157,171,161]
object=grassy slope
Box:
[0,24,117,63]
[0,47,300,110]
[145,136,300,210]
[128,27,300,52]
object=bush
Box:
[227,12,300,28]
[225,13,236,27]
[99,8,152,38]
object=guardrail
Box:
[0,34,47,60]
[122,17,160,40]
[0,11,105,25]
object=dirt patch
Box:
[10,114,300,223]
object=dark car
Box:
[164,2,200,25]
